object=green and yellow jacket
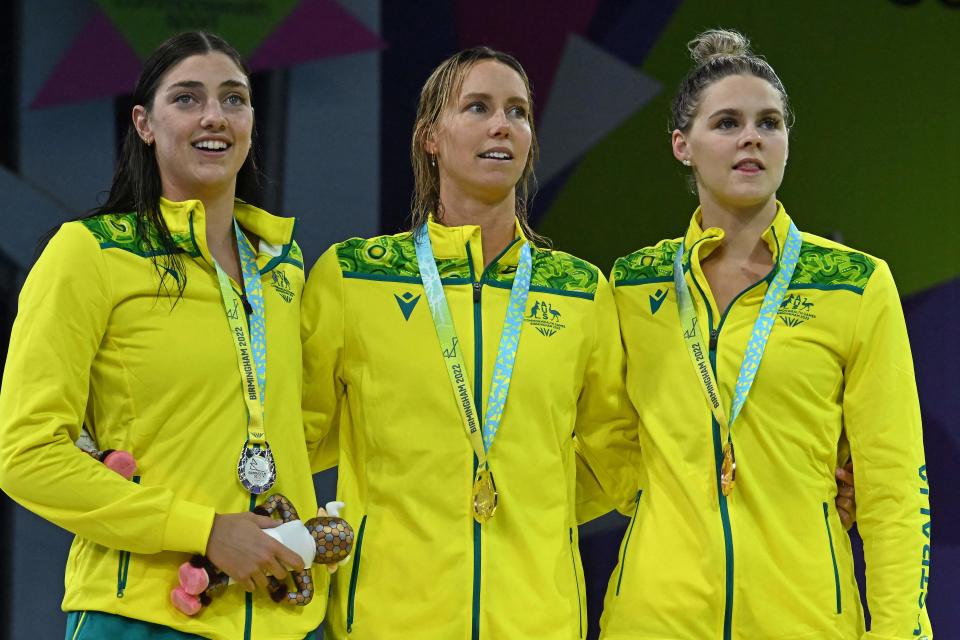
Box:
[0,199,326,639]
[594,204,931,640]
[301,218,638,640]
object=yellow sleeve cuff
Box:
[162,499,216,554]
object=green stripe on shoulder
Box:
[80,213,197,258]
[336,234,470,280]
[612,240,681,286]
[530,249,598,296]
[487,249,598,297]
[791,241,876,293]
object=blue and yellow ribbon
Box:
[673,221,802,491]
[214,220,271,487]
[414,228,532,492]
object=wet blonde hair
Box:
[409,47,548,246]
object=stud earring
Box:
[682,159,691,166]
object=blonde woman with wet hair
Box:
[301,47,638,639]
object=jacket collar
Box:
[425,215,527,277]
[158,197,295,268]
[682,200,793,267]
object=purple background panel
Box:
[30,10,142,109]
[247,0,385,72]
[455,0,600,111]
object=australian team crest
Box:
[777,293,816,327]
[271,270,295,303]
[525,299,565,337]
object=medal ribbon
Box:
[214,220,268,448]
[414,228,532,468]
[673,221,802,449]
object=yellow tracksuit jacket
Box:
[595,204,931,639]
[0,199,326,639]
[301,219,638,640]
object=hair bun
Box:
[688,29,752,65]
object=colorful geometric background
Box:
[0,1,957,638]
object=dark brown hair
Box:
[90,31,261,296]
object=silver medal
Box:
[237,442,276,494]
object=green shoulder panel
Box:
[790,242,876,293]
[487,248,598,297]
[530,249,599,296]
[612,239,681,285]
[336,234,471,281]
[80,212,196,257]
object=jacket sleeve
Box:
[0,223,214,555]
[843,260,932,639]
[573,272,642,523]
[301,245,346,473]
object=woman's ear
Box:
[423,124,441,156]
[132,105,153,145]
[671,129,689,165]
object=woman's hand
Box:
[206,512,305,592]
[835,464,856,530]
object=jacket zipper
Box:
[468,243,483,640]
[690,272,733,640]
[244,493,256,640]
[689,228,782,640]
[822,502,842,614]
[346,515,368,632]
[615,490,643,595]
[467,238,520,640]
[115,476,141,598]
[569,528,584,638]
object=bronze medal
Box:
[720,442,736,497]
[472,467,498,524]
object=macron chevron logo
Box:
[649,288,668,314]
[394,291,421,321]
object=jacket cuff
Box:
[163,499,216,553]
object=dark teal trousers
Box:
[65,611,320,640]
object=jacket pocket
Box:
[115,476,141,598]
[615,490,643,596]
[569,528,584,639]
[821,502,842,614]
[346,514,368,633]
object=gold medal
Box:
[720,442,736,496]
[472,467,498,524]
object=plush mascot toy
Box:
[170,494,354,615]
[76,434,353,615]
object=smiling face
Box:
[672,74,788,212]
[133,52,253,202]
[425,60,533,206]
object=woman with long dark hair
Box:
[0,32,325,639]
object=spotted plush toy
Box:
[171,494,354,615]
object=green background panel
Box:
[96,0,299,57]
[541,0,960,295]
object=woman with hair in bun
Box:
[301,47,639,639]
[0,32,328,639]
[590,29,932,639]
